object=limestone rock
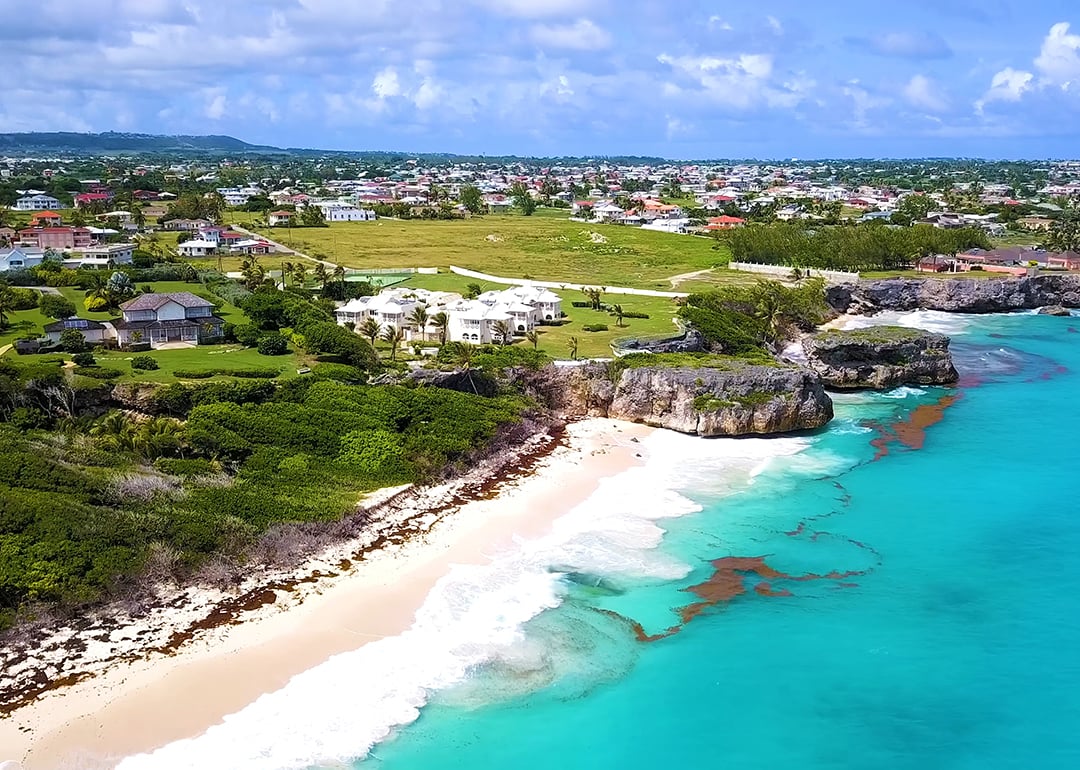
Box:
[1038,305,1071,316]
[826,274,1080,315]
[803,326,958,390]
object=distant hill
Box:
[0,131,282,154]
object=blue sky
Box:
[5,0,1080,158]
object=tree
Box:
[332,264,346,293]
[492,319,513,345]
[358,316,382,347]
[465,282,483,299]
[281,261,296,287]
[408,305,430,341]
[292,263,308,289]
[567,336,579,360]
[300,205,327,227]
[240,257,266,290]
[0,286,13,328]
[39,293,76,320]
[612,303,625,328]
[460,185,484,214]
[510,181,537,216]
[526,329,539,350]
[1044,212,1080,252]
[314,263,330,290]
[257,332,289,356]
[430,311,449,345]
[302,321,378,369]
[60,328,88,353]
[380,325,404,360]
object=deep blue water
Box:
[118,311,1080,770]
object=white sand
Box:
[0,418,651,770]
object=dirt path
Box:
[666,268,715,288]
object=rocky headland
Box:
[802,326,959,390]
[526,356,834,437]
[826,274,1080,315]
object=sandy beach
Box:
[0,418,652,770]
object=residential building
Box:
[43,317,111,346]
[18,227,93,250]
[114,292,224,348]
[13,194,62,211]
[29,211,63,226]
[268,210,294,226]
[74,192,113,208]
[0,247,47,271]
[310,201,376,221]
[163,218,213,231]
[176,238,219,257]
[704,215,746,231]
[76,243,136,268]
[229,238,273,255]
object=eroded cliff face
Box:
[803,327,959,390]
[827,274,1080,315]
[552,362,834,437]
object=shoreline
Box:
[1,418,653,770]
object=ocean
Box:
[119,311,1080,770]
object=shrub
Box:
[622,311,650,320]
[311,363,367,382]
[72,352,96,367]
[75,366,124,380]
[59,328,88,353]
[131,355,159,371]
[234,324,261,347]
[7,287,38,311]
[153,457,218,477]
[39,293,77,319]
[257,332,289,356]
[172,369,214,379]
[581,323,609,332]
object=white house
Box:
[268,210,294,226]
[229,238,273,255]
[14,194,63,211]
[115,292,224,348]
[0,246,46,271]
[75,243,136,269]
[176,238,219,257]
[311,201,377,221]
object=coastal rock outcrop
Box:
[803,326,958,390]
[826,274,1080,315]
[1038,305,1071,316]
[548,360,833,436]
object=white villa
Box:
[0,246,47,271]
[14,194,63,211]
[176,238,219,257]
[114,292,224,348]
[76,243,135,268]
[310,200,377,221]
[334,285,563,344]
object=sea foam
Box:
[117,430,811,770]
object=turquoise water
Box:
[118,311,1080,770]
[358,311,1080,770]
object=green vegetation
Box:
[725,223,990,272]
[620,351,784,370]
[815,326,925,344]
[680,279,830,354]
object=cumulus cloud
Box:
[903,75,949,112]
[475,0,582,18]
[530,19,611,50]
[658,52,810,110]
[372,67,401,99]
[975,67,1034,112]
[1034,21,1080,86]
[847,31,953,59]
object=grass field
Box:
[89,344,308,383]
[220,211,735,291]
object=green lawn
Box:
[229,214,734,290]
[91,344,308,383]
[57,280,248,324]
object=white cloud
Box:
[842,80,891,129]
[976,67,1034,112]
[1034,21,1080,87]
[708,16,733,31]
[372,67,401,99]
[657,52,807,111]
[903,74,949,112]
[767,16,783,35]
[530,19,611,50]
[203,88,227,119]
[476,0,582,18]
[413,78,442,110]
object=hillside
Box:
[0,131,281,154]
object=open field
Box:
[223,213,735,290]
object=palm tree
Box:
[568,336,579,360]
[281,261,295,287]
[333,264,346,292]
[358,317,382,347]
[452,341,480,394]
[292,263,307,289]
[137,417,184,459]
[314,263,330,290]
[492,319,513,345]
[381,326,404,361]
[526,329,539,350]
[408,305,430,341]
[430,311,450,345]
[612,303,625,328]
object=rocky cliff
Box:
[826,274,1080,315]
[541,358,833,437]
[803,326,959,390]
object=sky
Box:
[4,0,1080,159]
